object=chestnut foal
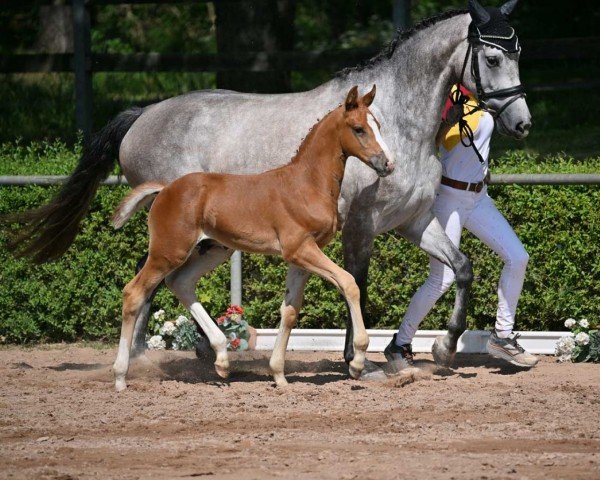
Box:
[111,85,394,390]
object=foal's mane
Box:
[289,104,341,164]
[336,9,468,77]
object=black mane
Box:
[336,9,468,77]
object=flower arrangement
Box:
[555,318,599,363]
[217,304,253,351]
[146,310,201,351]
[146,305,254,352]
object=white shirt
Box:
[439,111,494,184]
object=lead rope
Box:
[448,43,486,165]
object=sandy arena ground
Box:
[0,345,598,479]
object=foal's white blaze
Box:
[367,113,394,165]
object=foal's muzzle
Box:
[369,153,395,177]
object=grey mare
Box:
[11,1,530,369]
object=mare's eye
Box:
[486,56,500,67]
[353,126,365,135]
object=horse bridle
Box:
[450,26,526,163]
[466,27,526,119]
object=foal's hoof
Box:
[431,336,456,368]
[214,363,230,379]
[114,378,127,392]
[348,362,364,380]
[273,373,288,388]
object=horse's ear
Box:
[500,0,519,16]
[345,86,359,111]
[362,85,376,107]
[468,0,490,26]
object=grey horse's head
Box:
[464,0,532,139]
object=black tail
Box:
[5,107,144,263]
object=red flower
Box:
[217,315,226,325]
[230,338,241,350]
[227,304,244,315]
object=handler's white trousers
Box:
[396,185,529,346]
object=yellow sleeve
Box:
[442,95,483,151]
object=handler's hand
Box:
[443,104,463,127]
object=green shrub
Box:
[0,143,599,343]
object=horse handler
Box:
[385,84,538,370]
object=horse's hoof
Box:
[348,362,363,380]
[359,359,387,382]
[431,336,456,368]
[344,349,355,365]
[115,378,127,392]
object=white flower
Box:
[564,318,576,329]
[575,332,590,346]
[557,353,572,363]
[159,321,176,336]
[555,336,575,362]
[229,332,237,340]
[172,342,179,351]
[147,335,166,350]
[579,319,589,329]
[153,309,165,320]
[175,315,189,327]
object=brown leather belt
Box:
[441,174,488,193]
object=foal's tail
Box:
[4,107,144,263]
[112,182,165,229]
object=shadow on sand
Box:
[155,352,349,386]
[41,350,529,388]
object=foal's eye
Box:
[486,56,500,67]
[353,126,365,135]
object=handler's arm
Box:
[436,104,463,147]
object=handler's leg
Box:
[399,209,473,367]
[395,209,464,347]
[269,266,310,387]
[464,194,537,367]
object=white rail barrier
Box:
[255,329,570,355]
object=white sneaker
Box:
[487,331,539,368]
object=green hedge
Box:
[0,142,598,342]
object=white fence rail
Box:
[255,329,569,355]
[2,173,600,186]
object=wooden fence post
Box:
[72,0,93,143]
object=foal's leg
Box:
[113,255,172,391]
[269,265,310,387]
[286,240,369,380]
[398,211,473,367]
[165,247,233,378]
